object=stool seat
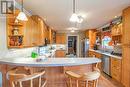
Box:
[65,67,100,87]
[82,71,100,81]
[65,71,81,79]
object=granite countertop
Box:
[89,49,122,59]
[0,57,101,67]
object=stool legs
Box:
[85,81,88,87]
[94,80,98,87]
[76,80,79,87]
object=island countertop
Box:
[0,57,101,67]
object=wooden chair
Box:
[65,67,100,87]
[7,68,47,87]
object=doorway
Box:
[67,36,77,57]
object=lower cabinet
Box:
[88,51,102,70]
[111,57,122,82]
[55,50,66,58]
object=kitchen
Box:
[0,0,130,87]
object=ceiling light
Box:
[70,0,83,23]
[114,16,118,18]
[70,13,79,22]
[17,12,28,21]
[70,0,78,23]
[67,27,78,30]
[77,16,83,23]
[17,0,28,21]
[71,29,75,33]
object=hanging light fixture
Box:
[69,0,78,22]
[17,0,28,21]
[69,0,83,23]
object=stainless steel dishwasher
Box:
[102,55,111,76]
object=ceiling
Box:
[19,0,130,31]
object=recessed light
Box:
[114,16,118,18]
[71,29,75,33]
[67,27,78,30]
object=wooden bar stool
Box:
[65,67,100,87]
[7,68,47,87]
[81,67,100,87]
[65,71,82,87]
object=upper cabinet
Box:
[24,15,45,47]
[111,23,123,36]
[85,29,97,49]
[49,29,56,44]
[111,23,122,43]
[6,10,25,48]
[56,33,66,44]
[7,10,52,48]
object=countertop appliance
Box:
[102,55,111,76]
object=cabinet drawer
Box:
[111,58,121,67]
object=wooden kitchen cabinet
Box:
[111,23,122,43]
[55,50,66,57]
[85,29,97,49]
[24,16,34,47]
[121,7,130,87]
[49,29,56,44]
[88,50,102,70]
[88,50,102,58]
[7,10,49,48]
[24,15,45,47]
[6,9,25,48]
[111,57,122,82]
[56,33,66,44]
[111,23,123,36]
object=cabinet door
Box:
[24,17,33,47]
[55,50,66,57]
[61,35,66,44]
[24,16,45,47]
[111,58,122,82]
[122,7,130,87]
[56,35,61,44]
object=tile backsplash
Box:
[1,44,67,59]
[4,47,37,58]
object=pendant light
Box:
[17,0,28,21]
[69,0,83,23]
[69,0,78,22]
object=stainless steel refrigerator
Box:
[81,38,89,57]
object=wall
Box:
[0,15,8,58]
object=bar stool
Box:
[81,67,100,87]
[7,68,47,87]
[65,67,100,87]
[65,71,82,87]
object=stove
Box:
[111,51,122,56]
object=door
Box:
[68,36,77,56]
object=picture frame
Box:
[1,1,14,14]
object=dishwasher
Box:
[102,55,111,76]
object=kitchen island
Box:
[0,57,101,87]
